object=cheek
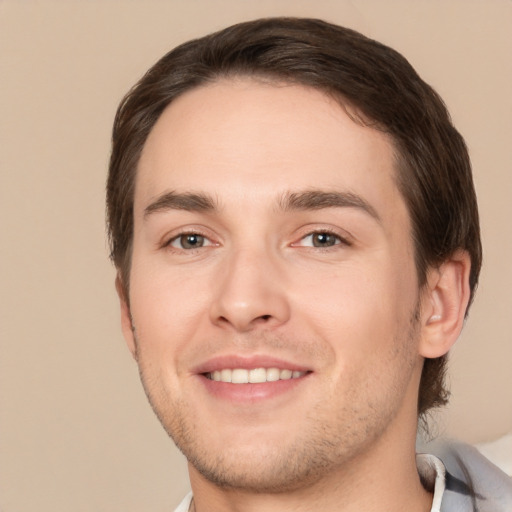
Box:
[291,259,418,360]
[298,266,419,410]
[128,258,211,356]
[294,263,389,324]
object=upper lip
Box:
[192,354,312,375]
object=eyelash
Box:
[162,228,351,253]
[293,229,351,249]
[162,230,216,251]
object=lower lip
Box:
[198,374,310,403]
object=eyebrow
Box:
[279,190,381,221]
[143,189,380,222]
[144,191,217,218]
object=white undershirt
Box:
[173,454,447,512]
[416,453,447,512]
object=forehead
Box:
[135,78,406,225]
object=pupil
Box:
[313,233,334,247]
[182,234,203,248]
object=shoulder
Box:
[420,438,512,512]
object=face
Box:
[122,79,426,492]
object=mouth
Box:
[205,367,308,383]
[195,356,312,403]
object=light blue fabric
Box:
[421,439,512,511]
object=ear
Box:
[115,273,138,360]
[419,251,472,358]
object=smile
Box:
[206,368,307,383]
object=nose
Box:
[209,247,291,332]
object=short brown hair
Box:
[107,17,482,419]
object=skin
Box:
[117,78,471,512]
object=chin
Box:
[161,404,382,494]
[184,441,336,493]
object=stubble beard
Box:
[135,310,420,494]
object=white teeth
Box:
[220,369,232,382]
[248,368,267,383]
[231,369,249,384]
[280,369,292,379]
[266,368,280,382]
[207,367,306,383]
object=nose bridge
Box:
[210,242,290,331]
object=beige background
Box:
[1,1,511,510]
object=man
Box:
[106,18,511,512]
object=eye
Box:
[168,233,213,250]
[298,231,345,248]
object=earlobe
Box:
[419,251,471,359]
[115,274,138,360]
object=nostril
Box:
[260,315,271,321]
